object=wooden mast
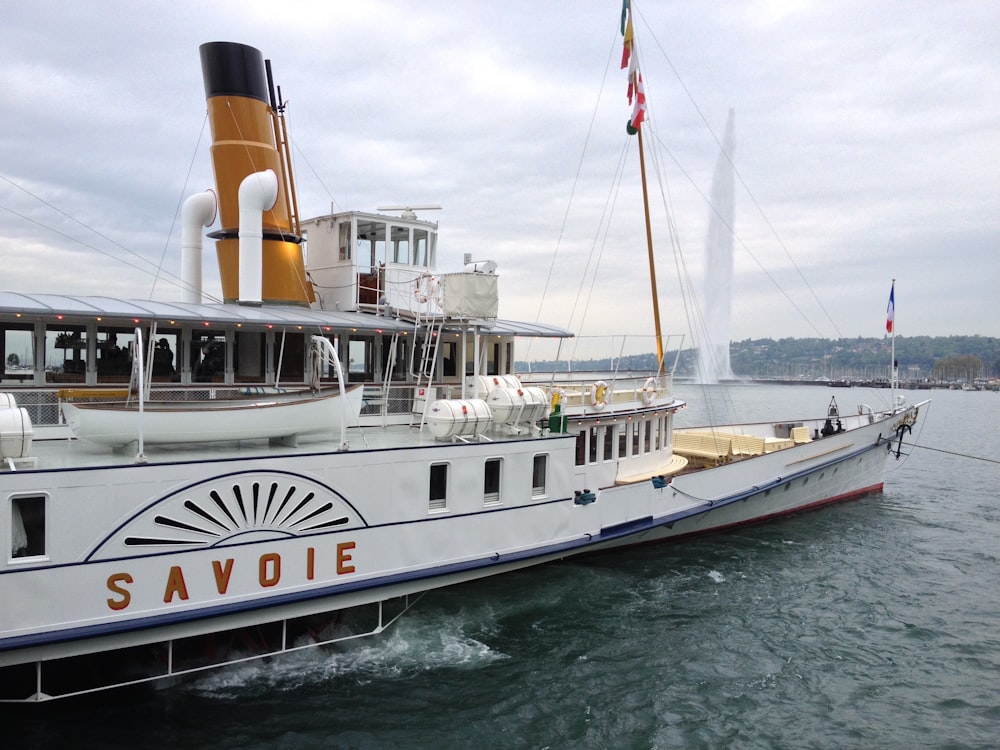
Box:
[624,1,664,374]
[636,120,664,374]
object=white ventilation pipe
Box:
[238,169,278,305]
[180,190,218,304]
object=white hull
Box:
[0,395,920,700]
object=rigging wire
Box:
[633,4,844,339]
[523,23,622,367]
[0,177,218,303]
[149,112,211,300]
[629,31,737,427]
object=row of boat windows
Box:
[0,323,514,386]
[4,456,551,560]
[2,458,865,562]
[428,454,549,512]
[574,416,670,466]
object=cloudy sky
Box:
[2,0,997,351]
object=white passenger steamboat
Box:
[0,37,923,701]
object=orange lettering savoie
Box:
[106,572,134,611]
[212,558,235,594]
[110,542,358,612]
[336,541,356,574]
[259,552,281,587]
[163,565,189,603]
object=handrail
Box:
[132,326,147,462]
[310,336,350,450]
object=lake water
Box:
[6,385,999,749]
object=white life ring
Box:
[640,376,657,405]
[550,387,564,411]
[591,380,609,410]
[413,274,441,305]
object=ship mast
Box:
[623,2,665,374]
[636,108,664,374]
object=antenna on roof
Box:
[376,205,442,220]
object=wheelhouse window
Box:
[391,225,410,264]
[339,221,351,261]
[429,463,448,511]
[484,458,502,505]
[413,228,429,266]
[532,454,548,498]
[11,496,45,559]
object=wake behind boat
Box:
[0,28,924,702]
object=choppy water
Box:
[7,385,999,749]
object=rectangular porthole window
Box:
[11,495,46,559]
[532,454,548,498]
[429,463,448,511]
[484,458,502,505]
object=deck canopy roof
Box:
[0,292,573,338]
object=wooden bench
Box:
[672,431,732,462]
[725,433,766,456]
[791,426,812,443]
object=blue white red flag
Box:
[886,283,895,334]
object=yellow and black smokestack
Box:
[200,41,314,305]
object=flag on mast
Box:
[621,1,645,134]
[629,74,646,130]
[886,282,895,334]
[620,1,634,69]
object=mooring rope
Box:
[908,443,1000,465]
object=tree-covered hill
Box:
[517,335,1000,383]
[728,335,1000,381]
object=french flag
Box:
[886,283,895,334]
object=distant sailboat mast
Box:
[622,1,665,374]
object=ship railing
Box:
[521,371,674,410]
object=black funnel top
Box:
[200,41,267,102]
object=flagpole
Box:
[890,278,896,408]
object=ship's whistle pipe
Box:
[238,169,278,305]
[180,190,218,304]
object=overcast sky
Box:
[2,0,997,349]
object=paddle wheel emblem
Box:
[87,471,366,559]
